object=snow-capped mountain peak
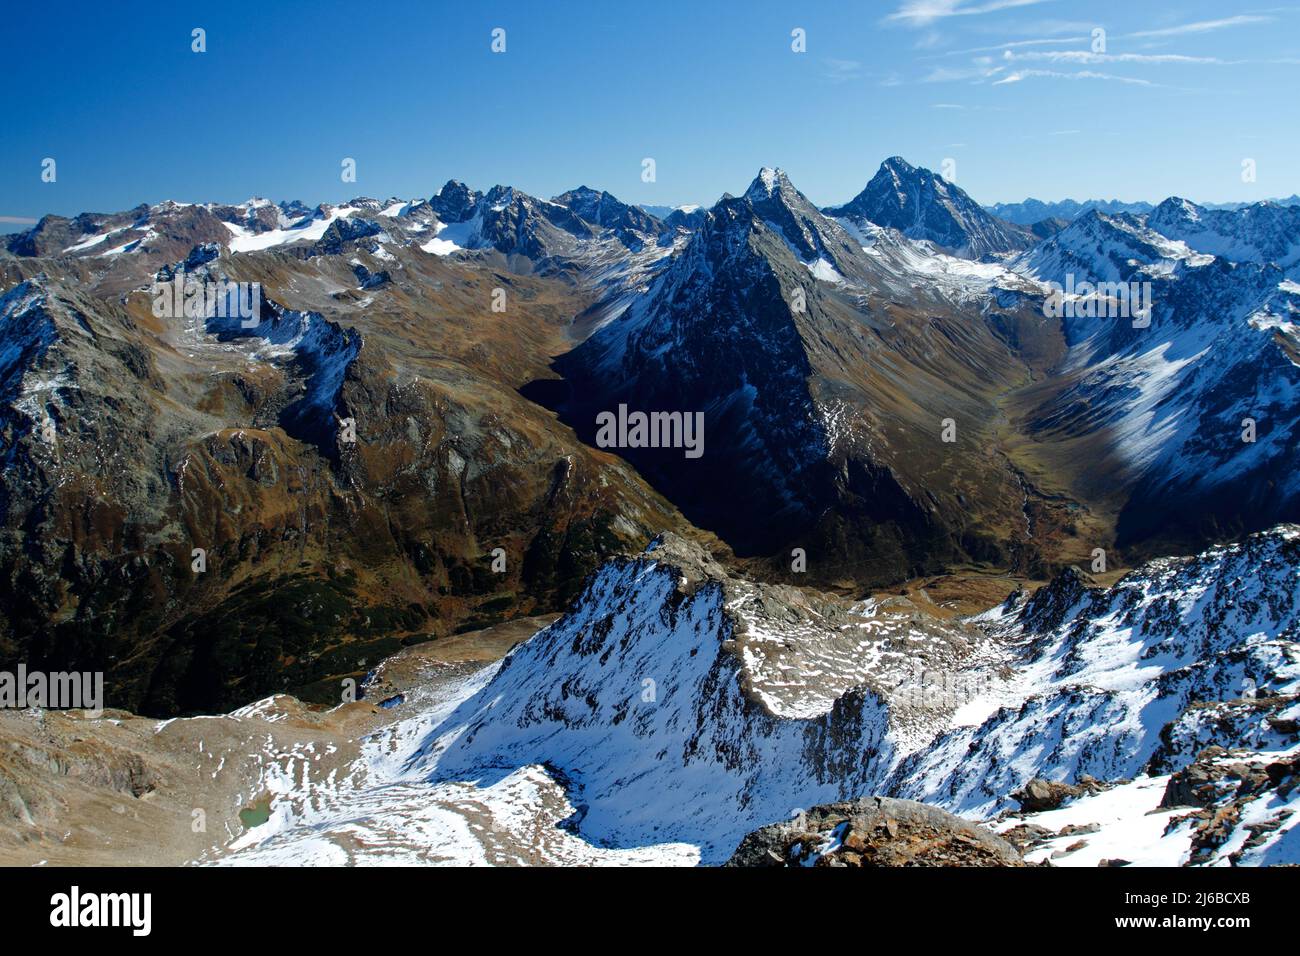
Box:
[743,166,793,201]
[826,156,1030,259]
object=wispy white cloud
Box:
[1003,50,1226,65]
[994,18,1097,36]
[930,35,1086,56]
[932,13,1280,59]
[1124,15,1273,39]
[994,69,1156,86]
[895,6,1287,90]
[886,0,1054,28]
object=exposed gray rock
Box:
[726,796,1025,867]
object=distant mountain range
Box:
[988,194,1300,226]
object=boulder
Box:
[1012,778,1084,813]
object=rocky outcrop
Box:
[726,797,1025,867]
[886,526,1300,816]
[1158,745,1300,865]
[1148,693,1300,774]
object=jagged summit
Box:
[427,179,480,221]
[1152,196,1202,219]
[418,178,671,258]
[551,185,665,246]
[1146,195,1300,274]
[727,167,866,276]
[743,166,794,201]
[826,156,1030,258]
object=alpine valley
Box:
[2,157,1298,867]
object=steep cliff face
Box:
[413,527,1299,859]
[196,531,1002,865]
[424,535,899,861]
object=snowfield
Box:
[223,206,356,253]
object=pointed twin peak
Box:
[726,167,833,228]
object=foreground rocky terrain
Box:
[2,527,1295,866]
[0,615,556,866]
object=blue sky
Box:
[3,0,1298,230]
